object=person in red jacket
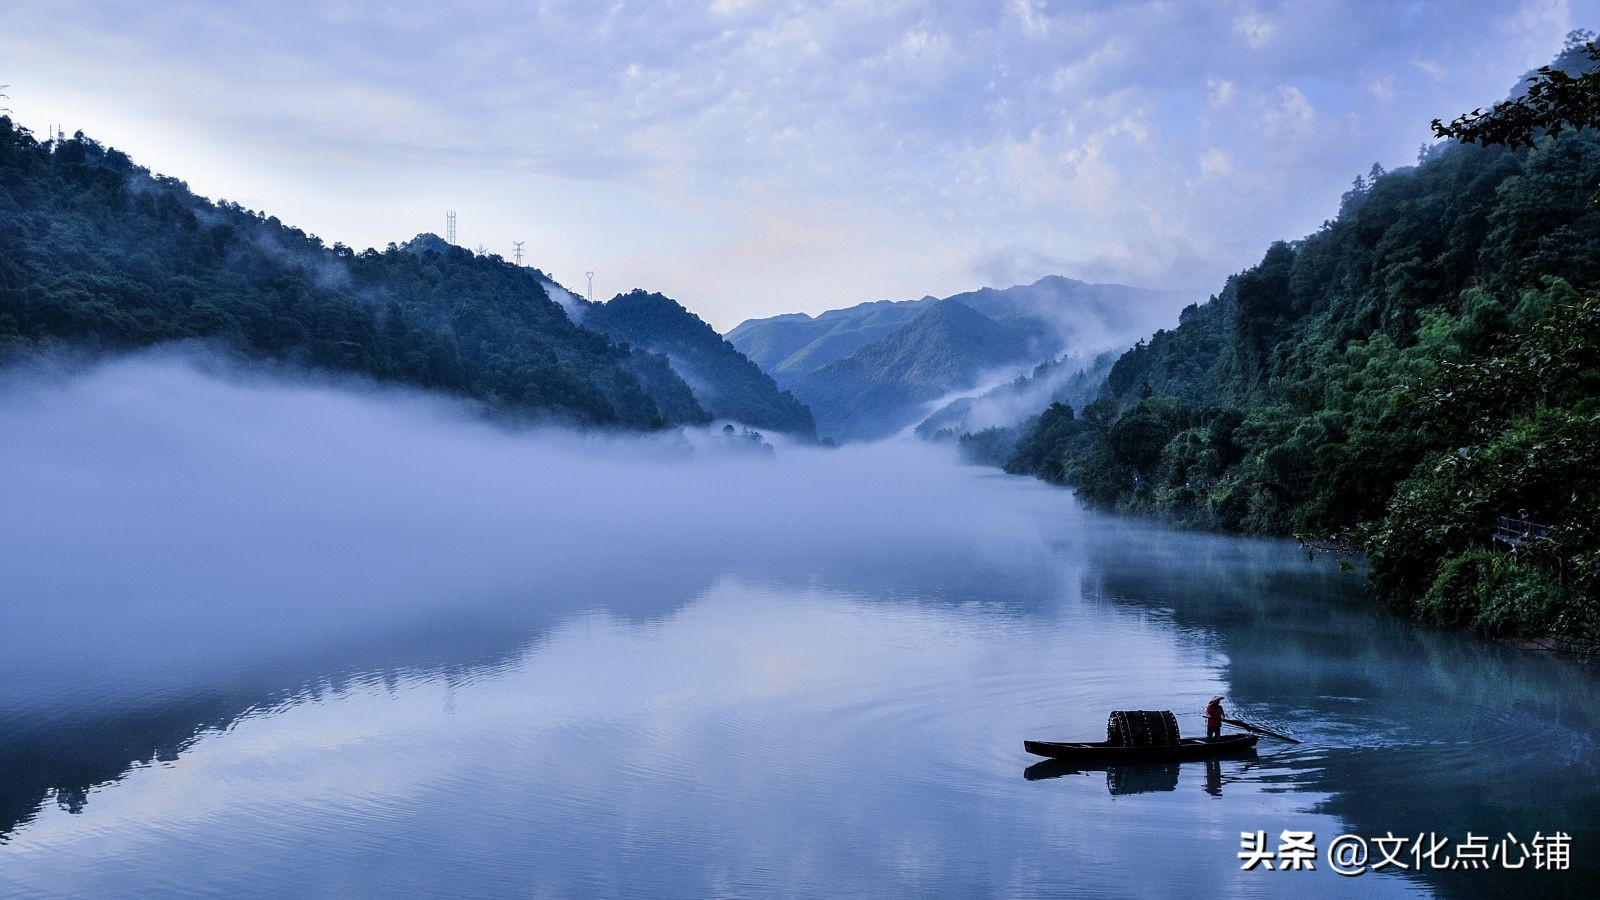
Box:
[1205,696,1225,740]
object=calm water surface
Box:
[2,361,1595,898]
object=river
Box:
[0,357,1594,897]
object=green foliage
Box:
[1433,36,1600,148]
[584,290,815,436]
[1004,46,1600,639]
[1004,402,1085,484]
[1008,133,1600,533]
[1417,549,1565,636]
[955,426,1018,466]
[0,118,699,430]
[1367,291,1600,630]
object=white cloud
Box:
[1046,37,1132,94]
[1232,12,1276,48]
[1009,0,1050,38]
[1503,0,1574,45]
[1369,73,1398,102]
[0,0,1587,329]
[1206,78,1236,109]
[1199,148,1233,177]
[1411,57,1449,81]
[1259,84,1315,137]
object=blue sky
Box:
[1,1,1592,329]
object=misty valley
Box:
[1,355,1595,896]
[4,8,1600,900]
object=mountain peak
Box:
[915,297,988,323]
[874,299,1028,372]
[583,289,817,437]
[402,233,453,255]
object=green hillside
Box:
[582,289,816,437]
[0,118,714,430]
[1002,41,1600,642]
[727,299,930,377]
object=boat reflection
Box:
[1024,753,1256,796]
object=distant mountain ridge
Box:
[728,298,933,377]
[787,298,1034,440]
[727,275,1191,441]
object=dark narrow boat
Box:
[1023,733,1259,762]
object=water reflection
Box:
[1023,756,1254,798]
[1024,760,1180,795]
[1024,749,1260,791]
[0,561,725,840]
[1,361,1595,896]
[1074,513,1600,896]
[2,483,1591,896]
[0,531,1063,843]
[2,483,1590,896]
[0,357,1063,845]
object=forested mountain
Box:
[728,276,1186,381]
[727,299,929,378]
[787,299,1033,440]
[728,275,1188,441]
[942,276,1187,344]
[1000,40,1600,642]
[0,117,806,432]
[580,289,816,436]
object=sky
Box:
[0,1,1593,330]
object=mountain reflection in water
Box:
[2,359,1594,898]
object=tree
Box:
[1432,40,1600,147]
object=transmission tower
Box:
[445,211,457,245]
[512,241,525,266]
[585,271,595,303]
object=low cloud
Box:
[0,350,1048,718]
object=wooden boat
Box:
[1023,733,1259,762]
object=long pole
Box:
[1223,717,1301,743]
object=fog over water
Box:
[0,349,1044,696]
[2,351,1596,897]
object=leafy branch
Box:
[1432,39,1600,148]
